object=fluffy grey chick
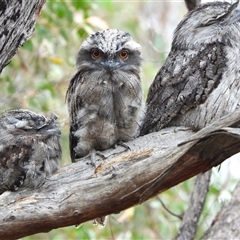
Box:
[66,29,143,162]
[66,29,144,225]
[0,109,61,195]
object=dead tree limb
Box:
[0,0,45,73]
[1,110,240,239]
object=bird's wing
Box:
[141,42,226,134]
[66,71,85,162]
[0,112,31,194]
[0,143,29,194]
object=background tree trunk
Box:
[175,171,211,240]
[0,0,45,73]
[201,180,240,239]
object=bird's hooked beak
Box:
[100,60,120,71]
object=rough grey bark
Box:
[0,0,45,73]
[201,181,240,239]
[1,110,240,239]
[184,0,201,11]
[175,171,211,240]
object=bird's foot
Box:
[12,174,25,191]
[86,150,107,168]
[116,141,131,151]
[93,215,107,226]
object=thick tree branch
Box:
[1,110,240,239]
[0,0,45,73]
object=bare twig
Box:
[157,196,183,220]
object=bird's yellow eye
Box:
[91,49,102,59]
[119,49,129,60]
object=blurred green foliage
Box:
[1,1,239,239]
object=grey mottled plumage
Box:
[141,1,240,135]
[66,29,143,161]
[0,109,61,195]
[66,29,143,225]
